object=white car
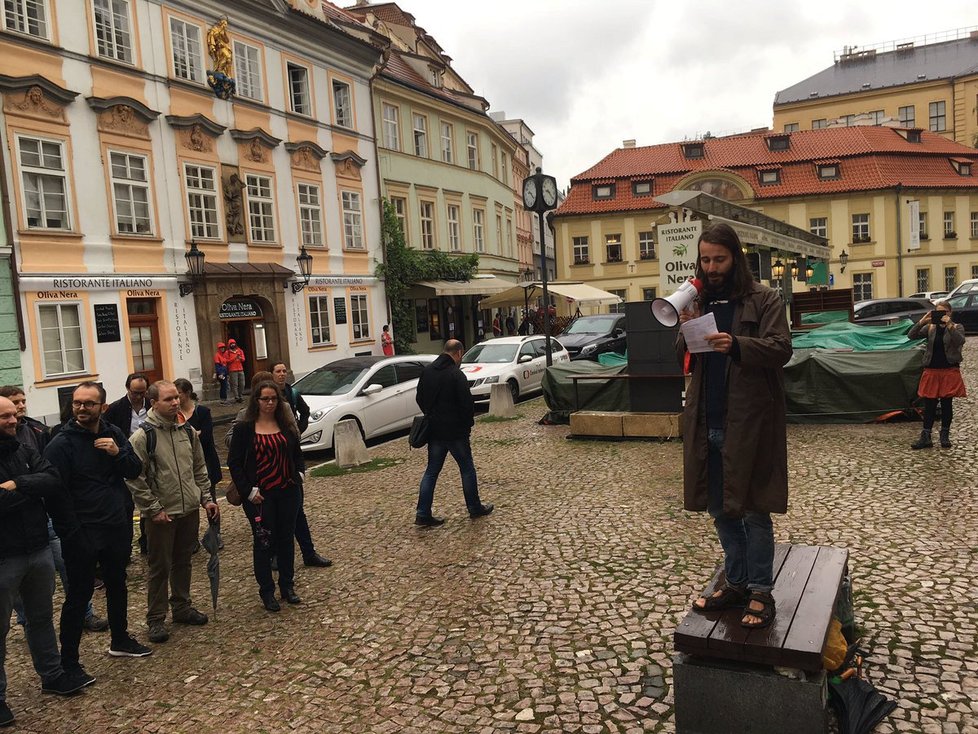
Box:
[295,354,436,452]
[460,335,570,401]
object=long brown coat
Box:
[676,282,792,516]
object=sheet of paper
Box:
[679,312,718,354]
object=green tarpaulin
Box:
[541,361,628,424]
[791,320,919,351]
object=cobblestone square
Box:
[4,345,977,733]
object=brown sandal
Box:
[692,583,748,613]
[740,591,776,629]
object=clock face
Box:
[522,178,537,209]
[542,177,558,207]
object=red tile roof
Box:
[380,49,485,113]
[558,127,978,217]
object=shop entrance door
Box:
[127,298,163,384]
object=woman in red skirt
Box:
[908,300,966,449]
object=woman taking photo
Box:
[909,300,966,449]
[228,380,305,611]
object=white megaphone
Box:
[650,278,703,327]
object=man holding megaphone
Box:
[676,222,792,630]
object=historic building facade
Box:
[553,126,978,309]
[0,0,387,419]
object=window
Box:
[608,289,627,314]
[473,209,484,252]
[573,236,589,264]
[682,142,704,159]
[783,123,799,133]
[899,105,915,127]
[973,264,978,280]
[93,0,133,63]
[447,204,460,251]
[593,184,615,199]
[332,79,352,128]
[491,143,498,178]
[506,216,512,257]
[308,295,331,345]
[341,191,363,249]
[929,101,946,132]
[38,303,85,377]
[843,114,855,127]
[642,287,657,301]
[944,211,955,237]
[297,183,323,247]
[759,169,780,185]
[818,164,839,180]
[495,214,502,253]
[852,272,873,301]
[466,132,479,170]
[412,114,428,157]
[812,118,827,129]
[245,174,275,243]
[440,122,454,163]
[287,62,310,115]
[919,211,928,239]
[350,293,370,340]
[419,200,435,250]
[868,110,884,124]
[851,213,870,242]
[109,151,151,234]
[956,162,972,176]
[767,135,790,151]
[3,0,48,38]
[945,266,957,292]
[382,103,399,150]
[169,17,203,83]
[632,181,652,196]
[809,217,827,238]
[916,268,929,293]
[639,231,655,260]
[500,151,508,185]
[233,41,263,101]
[391,196,407,240]
[971,212,978,238]
[184,163,219,239]
[17,136,69,230]
[605,234,622,263]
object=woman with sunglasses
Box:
[227,381,305,611]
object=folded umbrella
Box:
[200,520,221,615]
[829,676,897,734]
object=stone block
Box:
[621,412,682,438]
[488,383,515,417]
[673,653,827,734]
[334,419,370,468]
[569,411,623,437]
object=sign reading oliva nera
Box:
[656,220,702,296]
[219,298,263,320]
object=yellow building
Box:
[553,127,978,308]
[773,28,978,148]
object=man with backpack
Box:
[126,381,219,645]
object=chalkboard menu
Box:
[94,304,121,343]
[333,296,347,325]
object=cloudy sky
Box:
[380,0,977,187]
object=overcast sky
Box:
[378,0,977,188]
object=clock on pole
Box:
[521,167,560,365]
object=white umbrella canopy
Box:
[478,281,622,310]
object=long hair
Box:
[173,378,198,402]
[695,222,755,300]
[243,380,297,437]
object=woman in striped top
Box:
[228,380,305,612]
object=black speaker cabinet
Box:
[625,302,684,412]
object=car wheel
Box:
[508,379,520,401]
[332,416,365,448]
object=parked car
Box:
[853,298,932,324]
[556,314,627,360]
[907,291,949,303]
[947,278,978,299]
[945,292,978,334]
[294,355,436,452]
[460,335,570,401]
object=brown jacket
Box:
[907,317,965,366]
[676,282,792,516]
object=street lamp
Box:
[805,262,815,280]
[180,241,205,297]
[790,260,799,280]
[522,166,559,365]
[771,258,785,279]
[291,246,313,293]
[839,249,849,273]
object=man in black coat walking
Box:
[414,340,493,526]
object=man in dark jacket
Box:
[44,382,152,680]
[414,340,493,526]
[103,373,150,554]
[0,396,83,726]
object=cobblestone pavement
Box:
[5,344,978,733]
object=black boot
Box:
[939,429,951,448]
[910,430,933,450]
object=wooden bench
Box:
[672,543,850,734]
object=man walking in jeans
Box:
[414,340,493,526]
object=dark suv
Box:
[557,314,627,360]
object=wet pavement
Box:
[4,344,977,732]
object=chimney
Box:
[622,139,636,149]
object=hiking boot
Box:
[147,622,169,643]
[939,430,952,448]
[84,614,109,632]
[173,608,208,626]
[910,430,933,449]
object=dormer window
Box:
[632,180,653,196]
[895,127,923,143]
[592,183,615,200]
[682,142,704,159]
[758,169,781,185]
[950,158,972,176]
[817,163,840,180]
[430,68,443,88]
[766,134,790,151]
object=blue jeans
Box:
[416,437,481,518]
[0,546,64,698]
[707,429,774,592]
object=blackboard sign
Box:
[94,304,121,343]
[334,296,347,325]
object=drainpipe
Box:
[894,184,903,297]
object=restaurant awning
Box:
[478,281,623,309]
[414,277,512,296]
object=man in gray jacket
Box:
[127,381,219,645]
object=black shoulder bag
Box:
[409,380,443,449]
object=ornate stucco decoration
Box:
[0,74,78,123]
[205,18,236,100]
[330,150,368,181]
[166,113,227,153]
[87,96,159,139]
[284,141,328,172]
[229,128,281,164]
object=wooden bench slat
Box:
[781,546,849,663]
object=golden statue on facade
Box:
[206,18,236,99]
